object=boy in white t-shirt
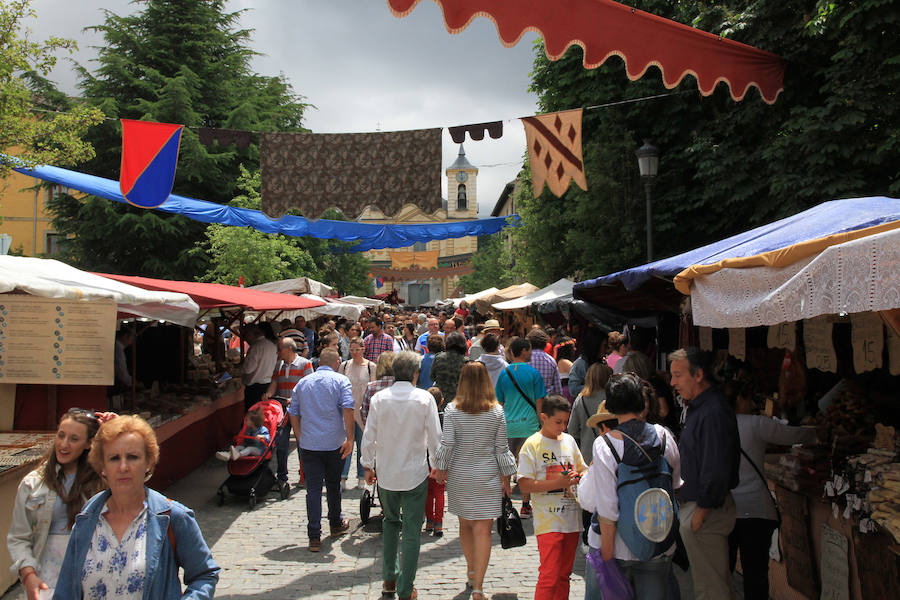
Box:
[518,394,588,600]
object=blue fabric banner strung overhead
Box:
[10,159,516,252]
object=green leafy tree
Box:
[48,0,308,279]
[0,0,102,178]
[197,168,371,295]
[514,0,900,285]
[459,233,516,292]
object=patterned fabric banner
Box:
[260,128,442,219]
[521,109,588,198]
[198,127,251,149]
[390,250,439,270]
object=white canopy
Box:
[249,277,334,298]
[690,228,900,328]
[452,287,499,308]
[0,256,199,327]
[339,295,385,308]
[493,278,575,311]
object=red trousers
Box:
[535,531,580,600]
[425,478,445,524]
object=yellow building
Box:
[0,168,67,256]
[362,145,479,305]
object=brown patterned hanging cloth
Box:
[260,128,443,219]
[521,109,588,198]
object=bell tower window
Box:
[457,184,467,211]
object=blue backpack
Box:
[601,429,677,561]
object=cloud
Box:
[30,0,540,215]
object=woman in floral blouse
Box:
[54,416,219,600]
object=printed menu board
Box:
[0,295,115,385]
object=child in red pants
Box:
[517,395,587,600]
[425,387,446,537]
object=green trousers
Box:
[379,478,428,597]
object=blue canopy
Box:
[11,160,515,252]
[574,197,900,312]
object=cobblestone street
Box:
[175,446,587,600]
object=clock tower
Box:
[446,144,478,219]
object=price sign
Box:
[767,322,796,351]
[804,316,837,373]
[850,312,883,373]
[699,326,713,351]
[886,324,900,375]
[728,328,746,361]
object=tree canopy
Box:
[0,0,102,179]
[48,0,308,279]
[197,168,371,295]
[499,0,900,287]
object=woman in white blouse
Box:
[8,409,109,600]
[54,416,218,600]
[339,336,376,490]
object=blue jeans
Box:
[584,551,674,600]
[299,448,344,538]
[275,424,302,482]
[341,423,365,479]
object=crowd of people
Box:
[10,302,817,600]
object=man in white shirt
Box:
[360,351,441,600]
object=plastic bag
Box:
[586,549,634,600]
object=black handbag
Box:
[497,495,527,549]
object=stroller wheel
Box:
[279,480,290,499]
[360,488,372,524]
[248,494,257,510]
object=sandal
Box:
[465,571,475,594]
[471,590,486,600]
[398,587,417,600]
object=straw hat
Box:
[483,319,503,331]
[586,400,618,429]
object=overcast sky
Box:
[28,0,540,216]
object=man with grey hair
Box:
[670,347,740,600]
[361,351,441,600]
[415,313,428,335]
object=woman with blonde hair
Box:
[339,336,376,490]
[359,351,395,426]
[433,362,517,600]
[8,409,110,600]
[55,416,219,599]
[606,331,629,370]
[568,362,614,463]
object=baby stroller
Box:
[216,398,291,509]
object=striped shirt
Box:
[271,355,313,398]
[360,376,395,426]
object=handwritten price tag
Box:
[851,312,883,373]
[728,328,746,361]
[804,316,836,373]
[767,322,796,351]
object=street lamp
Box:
[636,140,660,262]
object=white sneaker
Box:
[357,478,367,489]
[215,450,230,462]
[229,446,240,461]
[343,478,357,491]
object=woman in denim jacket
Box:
[8,409,107,600]
[54,416,218,600]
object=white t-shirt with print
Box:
[517,431,587,535]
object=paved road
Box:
[3,446,706,599]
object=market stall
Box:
[472,282,537,314]
[248,277,363,323]
[94,273,326,488]
[0,256,199,592]
[602,197,900,600]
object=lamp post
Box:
[635,140,660,262]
